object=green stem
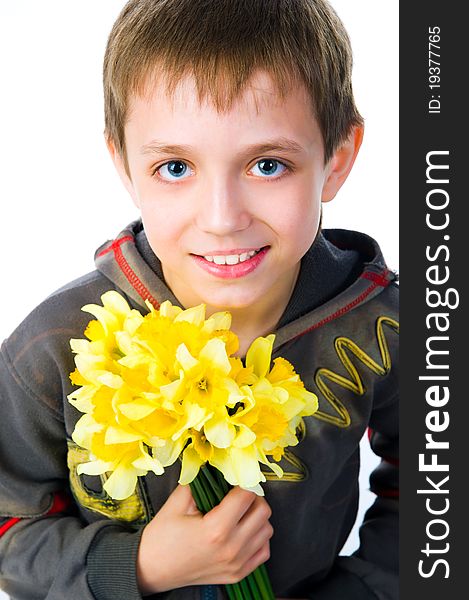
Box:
[251,565,274,600]
[190,477,211,512]
[201,464,225,501]
[238,577,252,599]
[212,464,231,495]
[199,472,219,508]
[224,584,238,600]
[191,466,275,600]
[234,583,246,600]
[245,573,260,598]
[258,564,274,597]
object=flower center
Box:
[197,378,208,391]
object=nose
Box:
[195,175,251,236]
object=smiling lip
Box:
[191,247,270,279]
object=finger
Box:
[164,484,202,517]
[239,539,271,578]
[239,496,272,529]
[235,519,273,560]
[206,486,257,530]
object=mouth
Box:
[190,246,270,279]
[197,247,265,265]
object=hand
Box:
[136,484,274,595]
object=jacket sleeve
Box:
[308,391,399,600]
[0,340,148,600]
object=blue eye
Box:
[251,159,287,178]
[157,160,192,181]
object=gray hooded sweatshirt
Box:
[0,220,398,600]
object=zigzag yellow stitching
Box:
[313,316,399,428]
[262,449,308,482]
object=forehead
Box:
[124,69,324,159]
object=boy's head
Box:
[103,0,363,323]
[104,0,363,172]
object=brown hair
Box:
[103,0,363,172]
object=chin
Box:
[201,289,261,312]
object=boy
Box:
[0,1,398,599]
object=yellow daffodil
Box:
[68,291,318,500]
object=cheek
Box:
[269,193,321,250]
[140,206,183,259]
[284,211,320,255]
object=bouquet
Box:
[68,291,318,599]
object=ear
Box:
[105,136,140,208]
[321,125,364,203]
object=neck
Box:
[209,265,300,357]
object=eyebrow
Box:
[140,137,305,157]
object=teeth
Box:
[203,248,262,264]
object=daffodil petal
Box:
[258,450,284,478]
[72,414,103,448]
[241,483,265,496]
[174,304,206,326]
[246,335,275,378]
[204,415,236,448]
[210,448,237,486]
[199,338,231,375]
[132,452,164,475]
[123,310,145,335]
[74,355,104,378]
[160,378,185,403]
[233,424,256,448]
[101,290,131,316]
[119,401,156,420]
[231,446,265,488]
[97,372,124,389]
[272,387,289,404]
[67,385,96,413]
[179,445,204,484]
[81,304,120,335]
[172,403,209,440]
[70,338,92,354]
[103,463,138,500]
[176,344,199,372]
[300,390,319,416]
[77,459,113,476]
[105,426,142,444]
[158,300,182,320]
[152,436,187,466]
[202,311,232,333]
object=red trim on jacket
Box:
[98,236,160,309]
[289,274,389,342]
[0,492,70,538]
[47,492,70,515]
[361,269,391,288]
[0,517,20,537]
[96,235,134,258]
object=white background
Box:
[0,2,397,597]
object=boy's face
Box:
[111,71,360,314]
